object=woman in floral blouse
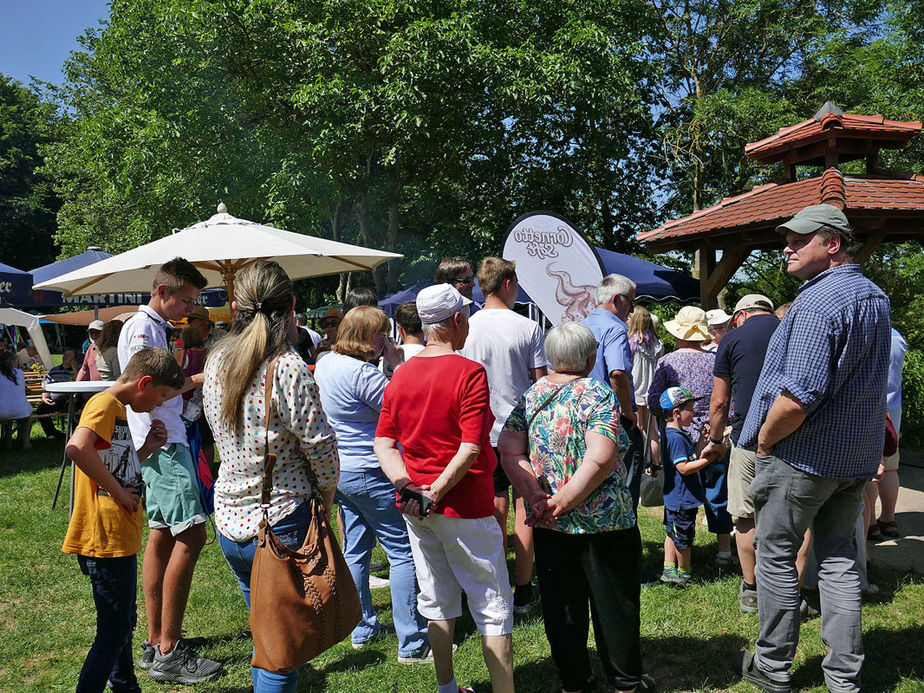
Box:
[499,322,652,693]
[202,261,338,693]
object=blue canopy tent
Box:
[0,262,35,305]
[378,278,534,316]
[30,248,227,308]
[595,248,699,303]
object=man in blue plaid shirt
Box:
[734,204,891,693]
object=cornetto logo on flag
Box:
[503,212,605,325]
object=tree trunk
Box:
[355,197,385,296]
[386,182,402,293]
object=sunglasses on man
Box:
[320,318,339,328]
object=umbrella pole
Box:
[222,268,236,307]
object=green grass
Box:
[0,434,922,692]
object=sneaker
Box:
[457,687,474,693]
[398,643,458,664]
[148,639,222,684]
[733,650,790,693]
[660,568,690,586]
[513,583,539,615]
[716,553,739,568]
[369,561,387,572]
[352,624,393,649]
[738,582,758,614]
[137,640,155,670]
[369,574,391,589]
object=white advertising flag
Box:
[502,212,604,324]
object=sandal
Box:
[877,519,900,538]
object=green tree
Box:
[0,75,60,270]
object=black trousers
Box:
[534,525,644,691]
[621,415,645,513]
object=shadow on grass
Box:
[0,435,68,478]
[790,624,924,692]
[641,632,749,691]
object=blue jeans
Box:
[752,455,866,693]
[76,554,140,693]
[701,451,734,535]
[336,468,428,656]
[219,501,311,693]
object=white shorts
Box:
[405,513,513,636]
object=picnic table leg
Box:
[51,394,76,511]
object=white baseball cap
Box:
[88,320,105,331]
[705,308,732,326]
[416,283,472,324]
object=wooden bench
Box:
[24,371,69,432]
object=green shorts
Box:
[142,444,206,535]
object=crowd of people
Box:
[52,202,904,693]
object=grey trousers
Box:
[752,455,867,693]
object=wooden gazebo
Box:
[638,103,924,307]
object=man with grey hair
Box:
[375,283,515,693]
[581,274,644,509]
[734,204,890,693]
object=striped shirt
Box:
[738,264,890,479]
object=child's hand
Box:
[145,419,167,449]
[112,485,140,514]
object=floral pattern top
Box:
[646,348,716,442]
[503,377,634,534]
[203,349,339,542]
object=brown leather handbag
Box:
[249,357,361,673]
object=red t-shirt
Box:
[376,354,496,519]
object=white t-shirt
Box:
[117,305,186,449]
[459,308,546,446]
[0,368,32,419]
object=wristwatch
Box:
[709,436,725,446]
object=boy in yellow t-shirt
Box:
[63,347,184,693]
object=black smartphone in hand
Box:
[400,486,433,515]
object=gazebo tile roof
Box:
[745,112,922,161]
[639,175,924,244]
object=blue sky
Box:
[0,0,111,86]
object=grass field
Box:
[1,431,922,692]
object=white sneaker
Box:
[369,575,391,589]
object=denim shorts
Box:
[664,506,698,549]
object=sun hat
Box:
[659,385,702,411]
[705,308,732,326]
[416,283,472,324]
[187,305,213,324]
[88,320,105,331]
[663,306,710,342]
[776,203,853,238]
[733,294,774,313]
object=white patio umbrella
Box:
[33,204,402,303]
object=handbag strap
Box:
[260,357,281,511]
[526,379,577,432]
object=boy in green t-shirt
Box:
[62,347,184,693]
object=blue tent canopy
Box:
[378,278,533,316]
[0,262,35,305]
[595,247,699,303]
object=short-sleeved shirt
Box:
[888,328,907,431]
[203,350,340,542]
[663,427,706,511]
[739,265,891,479]
[117,305,185,449]
[314,352,388,472]
[503,377,633,534]
[62,391,145,557]
[713,313,779,444]
[647,349,715,439]
[376,354,495,519]
[582,308,635,399]
[459,308,546,446]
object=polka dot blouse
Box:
[203,349,340,542]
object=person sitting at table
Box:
[0,350,33,450]
[95,320,124,381]
[37,348,79,440]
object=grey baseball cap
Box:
[776,204,852,238]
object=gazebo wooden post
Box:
[695,247,717,308]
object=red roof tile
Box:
[639,174,924,245]
[745,112,922,163]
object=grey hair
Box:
[545,322,597,372]
[421,304,471,339]
[594,274,636,306]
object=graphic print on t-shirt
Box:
[103,417,143,493]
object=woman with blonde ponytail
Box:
[202,261,339,693]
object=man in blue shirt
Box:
[734,205,891,693]
[702,294,780,614]
[581,274,643,509]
